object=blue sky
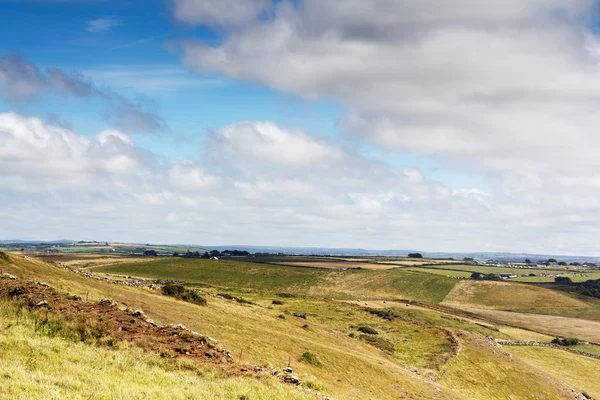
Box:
[1,0,600,254]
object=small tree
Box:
[525,258,532,264]
[470,272,483,280]
[408,253,423,258]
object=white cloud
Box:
[7,112,563,253]
[210,121,343,167]
[87,17,121,33]
[170,0,600,254]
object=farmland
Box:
[2,251,600,399]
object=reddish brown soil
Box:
[0,279,247,373]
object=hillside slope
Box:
[0,252,594,399]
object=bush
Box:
[408,253,423,258]
[162,283,207,306]
[551,337,579,346]
[162,283,185,297]
[182,292,207,306]
[276,293,296,298]
[300,351,322,366]
[272,300,284,305]
[278,314,286,319]
[302,324,309,330]
[554,276,573,285]
[368,308,400,321]
[218,293,253,305]
[293,313,307,319]
[359,334,394,352]
[357,325,378,335]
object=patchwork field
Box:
[2,251,600,399]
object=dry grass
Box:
[1,252,593,400]
[440,332,574,400]
[442,280,588,310]
[506,346,600,399]
[455,307,600,342]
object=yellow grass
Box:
[506,346,600,399]
[442,280,588,310]
[1,252,594,400]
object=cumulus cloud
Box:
[6,112,561,253]
[0,54,166,133]
[179,0,600,176]
[169,0,600,253]
[209,121,343,167]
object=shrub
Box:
[302,324,309,330]
[293,313,307,319]
[162,283,186,297]
[551,337,579,346]
[276,293,296,298]
[218,293,253,305]
[554,276,573,285]
[358,325,378,335]
[348,332,355,338]
[359,334,394,353]
[182,292,207,306]
[278,314,286,319]
[272,300,284,305]
[163,283,207,306]
[300,351,322,366]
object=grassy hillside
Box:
[2,251,596,399]
[442,280,588,310]
[505,346,600,399]
[93,258,458,303]
[0,300,312,400]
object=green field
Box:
[92,258,458,303]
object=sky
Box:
[2,0,600,255]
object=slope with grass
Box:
[0,300,313,400]
[442,280,588,310]
[1,251,594,399]
[92,258,458,303]
[505,346,600,399]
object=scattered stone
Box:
[283,374,300,385]
[283,367,293,373]
[99,298,118,307]
[34,300,48,307]
[69,294,82,301]
[1,273,17,280]
[131,310,145,317]
[253,366,264,372]
[145,319,158,327]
